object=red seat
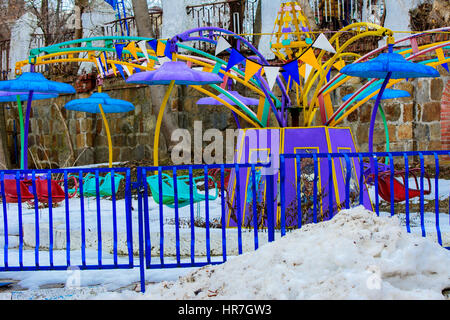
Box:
[1,179,35,203]
[208,168,231,193]
[376,168,431,203]
[32,177,78,204]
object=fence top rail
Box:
[186,0,240,10]
[0,161,272,176]
[0,167,131,175]
[281,150,450,159]
[139,161,272,172]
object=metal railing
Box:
[1,150,448,293]
[186,0,259,51]
[280,150,450,249]
[103,9,163,39]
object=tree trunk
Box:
[41,0,50,46]
[253,0,262,48]
[132,0,156,38]
[131,0,180,156]
[74,0,89,40]
[298,0,318,30]
[0,106,10,169]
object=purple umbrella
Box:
[126,61,222,166]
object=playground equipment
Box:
[146,173,218,208]
[339,38,440,203]
[30,176,78,204]
[10,1,449,212]
[0,175,78,204]
[0,178,34,203]
[0,72,76,170]
[69,172,124,197]
[0,91,58,170]
[126,60,223,167]
[64,89,135,168]
[342,84,411,171]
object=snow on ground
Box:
[90,206,450,300]
[0,176,450,299]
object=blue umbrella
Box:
[65,91,135,167]
[340,45,440,174]
[0,90,58,169]
[0,72,76,169]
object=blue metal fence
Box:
[0,168,134,272]
[134,162,274,291]
[0,150,448,294]
[280,150,450,250]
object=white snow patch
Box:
[90,206,450,300]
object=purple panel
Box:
[327,128,373,211]
[282,128,332,225]
[226,129,280,228]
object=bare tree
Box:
[25,0,75,46]
[131,0,180,157]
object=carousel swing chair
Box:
[1,175,78,205]
[369,168,432,203]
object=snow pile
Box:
[96,206,450,300]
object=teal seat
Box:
[146,173,218,208]
[99,172,124,197]
[69,172,124,197]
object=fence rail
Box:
[186,0,259,52]
[280,150,450,249]
[0,167,133,272]
[0,150,449,293]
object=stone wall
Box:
[440,79,450,154]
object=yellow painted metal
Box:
[153,80,175,167]
[270,1,314,62]
[302,23,394,126]
[191,85,262,128]
[96,86,114,168]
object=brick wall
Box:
[441,80,450,151]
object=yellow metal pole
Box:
[97,86,113,168]
[154,80,176,167]
[98,104,113,168]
